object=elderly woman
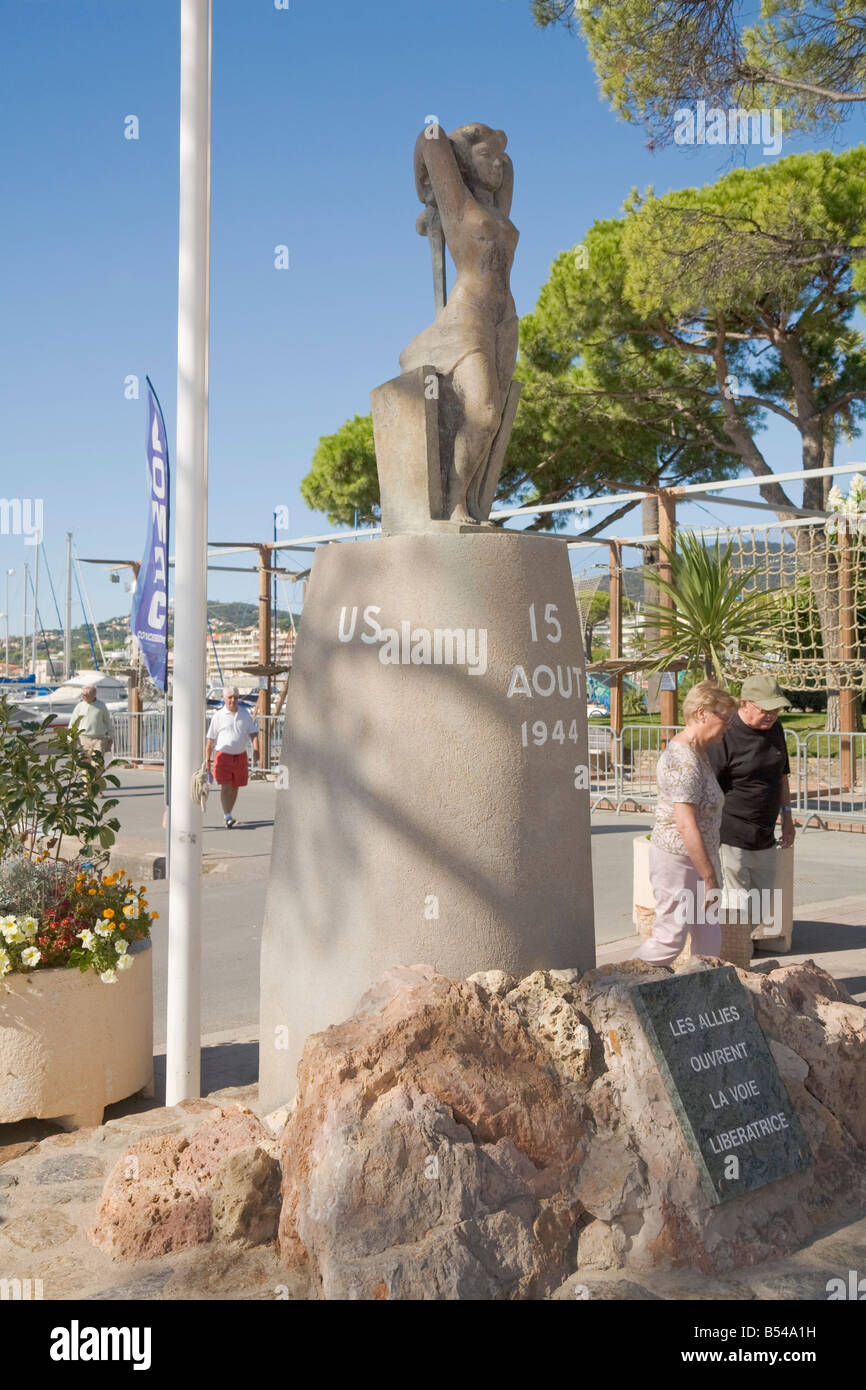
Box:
[633,681,738,965]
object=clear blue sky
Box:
[2,0,865,637]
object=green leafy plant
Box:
[638,533,774,680]
[623,685,646,717]
[0,697,120,863]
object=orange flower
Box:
[103,909,115,919]
[151,912,160,920]
[88,888,97,896]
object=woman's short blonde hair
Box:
[682,680,737,723]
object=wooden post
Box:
[608,541,623,737]
[257,546,271,770]
[838,524,856,789]
[657,490,678,739]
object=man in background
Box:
[70,685,113,761]
[708,674,795,939]
[205,686,260,829]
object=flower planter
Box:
[0,938,152,1130]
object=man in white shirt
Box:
[205,687,260,828]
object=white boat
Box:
[17,670,131,725]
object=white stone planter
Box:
[632,834,654,927]
[752,844,794,954]
[0,939,153,1130]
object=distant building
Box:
[205,625,295,690]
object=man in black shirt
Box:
[707,674,795,939]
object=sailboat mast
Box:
[65,532,72,678]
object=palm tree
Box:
[639,533,774,680]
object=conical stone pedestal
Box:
[259,529,595,1109]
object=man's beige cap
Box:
[740,674,791,710]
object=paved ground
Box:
[103,770,865,1056]
[1,768,863,1300]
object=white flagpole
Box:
[166,0,212,1104]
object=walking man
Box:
[205,686,260,829]
[707,674,795,940]
[70,685,114,761]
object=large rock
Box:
[279,966,588,1299]
[85,958,866,1293]
[88,1106,272,1261]
[278,958,866,1295]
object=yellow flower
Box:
[104,874,116,886]
[151,912,160,920]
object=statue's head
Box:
[448,123,510,196]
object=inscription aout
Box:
[507,664,583,699]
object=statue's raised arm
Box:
[371,122,521,530]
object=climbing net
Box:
[703,517,866,692]
[572,565,608,652]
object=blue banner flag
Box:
[130,379,170,690]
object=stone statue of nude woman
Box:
[398,122,520,524]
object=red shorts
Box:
[213,752,249,787]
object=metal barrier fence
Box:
[589,723,866,828]
[256,715,285,771]
[109,710,286,773]
[110,711,167,763]
[798,731,866,827]
[108,711,866,826]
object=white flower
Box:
[116,953,134,972]
[95,923,114,938]
[22,917,38,938]
[78,928,96,950]
[21,947,41,968]
[115,938,128,956]
[828,485,844,510]
[1,919,24,945]
[100,968,117,984]
[0,950,10,977]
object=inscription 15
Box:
[528,603,561,644]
